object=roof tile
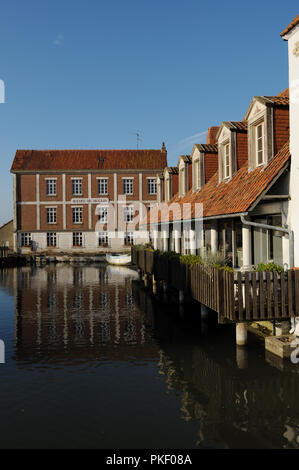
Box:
[281,15,299,37]
[144,141,290,225]
[11,149,167,172]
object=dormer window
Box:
[179,167,185,196]
[245,97,278,171]
[178,155,191,196]
[256,121,265,166]
[165,174,170,202]
[193,158,199,190]
[223,142,230,179]
[217,124,237,183]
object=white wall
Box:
[285,25,299,265]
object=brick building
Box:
[10,145,167,252]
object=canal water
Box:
[0,264,299,449]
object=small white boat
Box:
[105,253,131,266]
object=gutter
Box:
[141,212,248,229]
[240,215,294,269]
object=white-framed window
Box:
[193,159,200,190]
[46,207,57,224]
[98,231,108,246]
[147,178,157,195]
[124,232,134,246]
[98,178,108,195]
[46,179,57,196]
[256,122,264,166]
[72,207,83,224]
[72,178,82,196]
[223,142,230,179]
[179,168,185,196]
[47,232,57,247]
[123,178,133,195]
[73,232,83,247]
[98,206,108,223]
[124,206,134,223]
[21,232,31,247]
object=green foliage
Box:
[180,254,202,267]
[255,262,283,274]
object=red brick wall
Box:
[19,205,37,230]
[273,108,289,155]
[91,174,114,199]
[117,173,139,201]
[65,175,87,200]
[142,174,159,200]
[40,205,63,231]
[19,175,36,202]
[205,153,218,183]
[16,169,164,232]
[236,132,248,169]
[39,175,63,202]
[66,204,89,230]
[172,174,178,197]
[206,127,220,145]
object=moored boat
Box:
[105,253,131,266]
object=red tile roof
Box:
[278,88,289,98]
[224,121,248,132]
[11,149,167,172]
[177,155,192,165]
[261,96,289,106]
[143,141,290,225]
[165,166,179,174]
[194,144,218,153]
[281,15,299,37]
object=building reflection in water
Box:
[2,264,299,448]
[7,264,157,365]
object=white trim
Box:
[88,173,92,230]
[17,199,157,205]
[36,174,40,230]
[139,173,142,201]
[62,174,66,230]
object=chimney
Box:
[206,127,220,145]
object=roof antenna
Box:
[128,130,143,149]
[135,130,142,149]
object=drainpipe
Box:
[240,215,294,269]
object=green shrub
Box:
[180,254,202,267]
[255,262,283,274]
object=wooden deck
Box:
[132,247,298,323]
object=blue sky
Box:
[0,0,297,224]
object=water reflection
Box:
[1,265,299,448]
[134,283,299,449]
[3,265,157,365]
